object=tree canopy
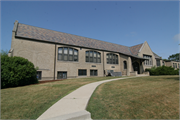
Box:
[168,53,179,61]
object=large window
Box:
[58,47,78,62]
[143,55,152,65]
[123,61,127,69]
[86,51,101,63]
[156,60,160,67]
[78,69,87,76]
[106,53,118,64]
[90,70,98,76]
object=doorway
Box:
[132,62,140,74]
[57,71,67,79]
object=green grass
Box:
[1,76,122,119]
[86,75,179,119]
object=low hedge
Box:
[145,65,179,75]
[1,55,38,89]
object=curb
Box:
[44,110,92,120]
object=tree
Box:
[168,53,179,61]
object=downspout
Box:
[103,51,105,76]
[54,44,57,80]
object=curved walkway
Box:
[37,76,147,120]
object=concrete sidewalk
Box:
[37,76,146,120]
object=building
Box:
[162,60,179,70]
[9,20,164,80]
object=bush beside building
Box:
[1,55,38,89]
[145,66,179,75]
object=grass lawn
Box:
[1,76,122,119]
[86,75,179,119]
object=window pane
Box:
[69,55,73,61]
[97,53,100,58]
[86,51,89,56]
[74,55,78,61]
[116,55,118,64]
[94,70,97,76]
[58,48,62,53]
[94,52,97,57]
[90,51,93,56]
[64,55,68,61]
[64,48,68,54]
[74,50,78,55]
[69,48,73,55]
[90,57,93,62]
[93,52,97,63]
[58,54,62,60]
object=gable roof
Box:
[129,43,143,56]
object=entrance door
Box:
[57,71,67,79]
[133,62,140,74]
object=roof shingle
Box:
[16,23,132,55]
[129,43,143,56]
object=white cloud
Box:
[173,33,180,41]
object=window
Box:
[86,51,101,63]
[58,47,78,62]
[57,71,67,79]
[162,61,165,66]
[90,70,98,76]
[123,61,127,69]
[174,63,177,68]
[173,63,177,68]
[78,69,87,76]
[106,53,118,64]
[156,60,160,67]
[37,71,42,80]
[143,55,152,65]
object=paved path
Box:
[37,76,147,120]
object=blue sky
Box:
[1,1,179,59]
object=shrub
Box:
[1,55,38,88]
[145,65,179,75]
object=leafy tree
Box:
[1,55,38,88]
[168,53,179,61]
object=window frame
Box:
[58,47,78,62]
[86,50,101,63]
[37,71,42,80]
[90,69,98,76]
[143,54,152,66]
[78,69,87,76]
[106,53,118,64]
[156,59,161,67]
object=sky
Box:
[1,0,179,59]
